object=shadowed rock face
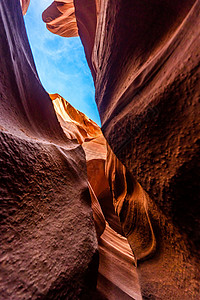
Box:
[77,0,200,298]
[0,1,141,297]
[0,1,99,299]
[43,0,200,298]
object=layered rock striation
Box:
[44,0,200,298]
[42,0,78,38]
[51,94,142,299]
[1,1,142,298]
[1,0,199,298]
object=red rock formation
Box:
[20,0,30,15]
[73,0,98,79]
[76,0,200,298]
[43,0,98,78]
[51,93,106,238]
[51,93,123,235]
[98,223,141,300]
[43,0,200,298]
[51,93,102,144]
[42,0,78,38]
[0,1,99,299]
[51,94,142,299]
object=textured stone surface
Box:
[76,0,200,298]
[0,1,99,299]
[0,132,99,300]
[44,0,200,298]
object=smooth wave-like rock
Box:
[51,93,102,144]
[106,144,156,263]
[43,0,200,298]
[97,223,141,300]
[0,1,99,299]
[51,93,123,237]
[51,93,106,238]
[75,0,200,298]
[42,0,78,38]
[51,93,142,299]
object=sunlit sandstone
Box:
[0,0,199,298]
[51,93,142,299]
[44,0,200,298]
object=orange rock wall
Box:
[51,94,142,299]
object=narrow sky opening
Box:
[24,0,101,126]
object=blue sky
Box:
[24,0,100,125]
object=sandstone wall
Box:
[0,1,99,298]
[1,0,199,298]
[43,0,200,298]
[75,0,200,298]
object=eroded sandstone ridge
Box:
[44,0,200,298]
[0,0,199,298]
[42,0,78,38]
[51,93,142,299]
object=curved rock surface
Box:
[42,0,78,37]
[43,0,98,78]
[106,145,156,263]
[51,93,106,238]
[51,93,124,237]
[75,0,200,298]
[0,1,99,299]
[43,0,200,298]
[51,93,142,299]
[97,223,141,300]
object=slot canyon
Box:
[0,0,199,299]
